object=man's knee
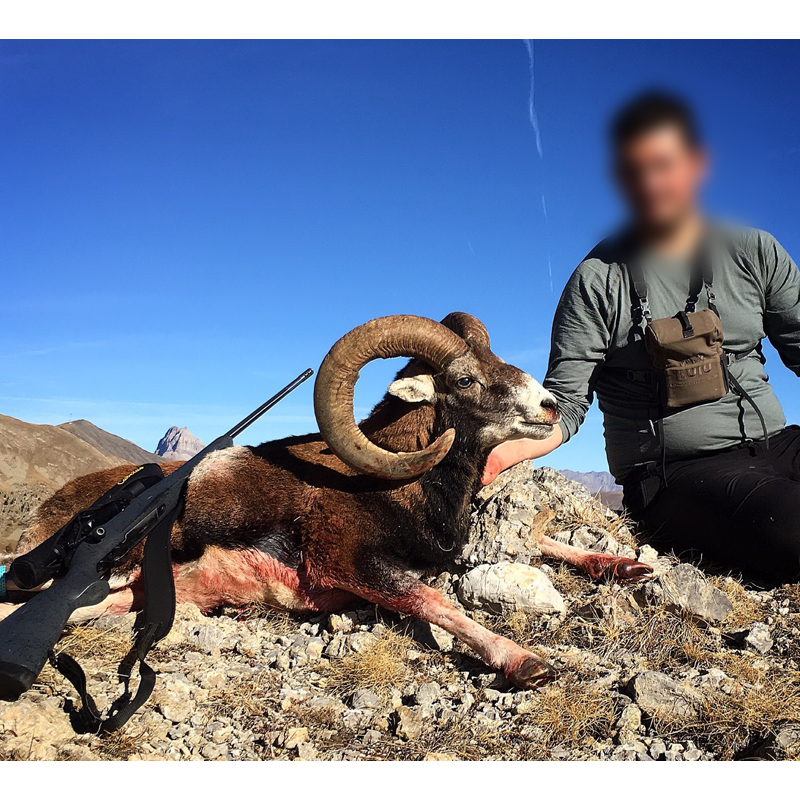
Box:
[734,479,800,582]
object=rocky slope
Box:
[2,465,799,761]
[155,427,205,461]
[58,420,163,465]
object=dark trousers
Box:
[627,425,800,585]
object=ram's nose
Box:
[540,396,560,424]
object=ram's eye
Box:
[456,376,474,389]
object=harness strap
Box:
[726,369,770,450]
[608,348,759,385]
[51,490,182,733]
[629,239,717,320]
[627,257,653,323]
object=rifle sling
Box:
[50,490,183,733]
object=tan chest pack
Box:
[630,249,729,410]
[644,309,727,408]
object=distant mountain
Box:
[0,414,158,553]
[59,419,164,465]
[559,470,621,494]
[598,491,624,512]
[559,470,623,512]
[155,427,205,461]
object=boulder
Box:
[394,706,423,741]
[658,564,732,623]
[282,727,309,750]
[457,562,565,615]
[754,724,800,760]
[615,703,642,745]
[351,688,382,710]
[628,671,701,720]
[745,622,774,654]
[413,682,442,707]
[155,677,194,723]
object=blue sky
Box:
[2,40,800,471]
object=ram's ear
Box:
[387,374,437,404]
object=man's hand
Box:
[481,440,538,485]
[481,428,564,486]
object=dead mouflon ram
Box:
[7,313,651,687]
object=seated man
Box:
[485,91,800,586]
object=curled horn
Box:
[439,312,491,349]
[314,315,468,479]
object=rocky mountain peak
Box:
[155,427,205,461]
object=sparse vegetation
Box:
[326,630,411,697]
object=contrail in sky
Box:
[523,39,552,291]
[524,39,543,159]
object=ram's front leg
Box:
[539,535,652,581]
[341,564,556,689]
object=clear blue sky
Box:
[3,40,800,471]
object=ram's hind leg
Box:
[340,564,556,689]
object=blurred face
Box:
[614,124,708,233]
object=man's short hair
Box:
[610,90,701,150]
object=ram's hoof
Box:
[614,558,653,580]
[508,655,558,689]
[584,554,653,582]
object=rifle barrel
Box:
[225,369,313,440]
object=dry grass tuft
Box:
[228,605,297,636]
[563,500,637,550]
[326,630,410,697]
[199,668,279,724]
[415,714,506,760]
[710,577,763,627]
[518,677,617,756]
[418,677,616,761]
[55,621,134,665]
[547,563,591,596]
[94,731,143,760]
[777,583,800,614]
[530,601,712,673]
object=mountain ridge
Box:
[58,419,164,465]
[558,469,621,494]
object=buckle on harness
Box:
[626,369,650,385]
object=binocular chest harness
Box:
[625,238,769,486]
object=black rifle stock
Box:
[0,369,313,702]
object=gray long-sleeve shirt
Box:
[543,225,800,484]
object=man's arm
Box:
[482,260,613,485]
[482,427,562,485]
[761,231,800,376]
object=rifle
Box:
[0,369,313,730]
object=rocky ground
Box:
[2,465,800,761]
